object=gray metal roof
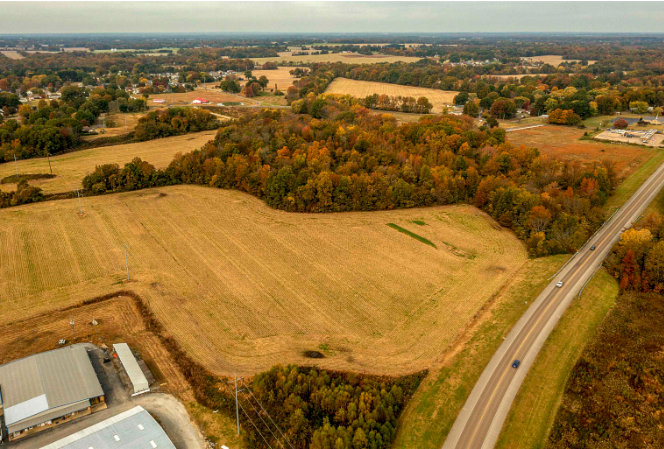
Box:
[7,400,90,434]
[40,406,176,449]
[0,346,104,430]
[113,344,149,394]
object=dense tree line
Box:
[546,291,664,448]
[605,212,664,292]
[133,107,219,141]
[285,61,664,120]
[243,365,424,449]
[83,98,617,256]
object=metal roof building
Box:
[0,346,105,438]
[113,344,150,395]
[40,406,176,449]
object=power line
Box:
[240,393,285,449]
[243,385,295,449]
[238,401,273,449]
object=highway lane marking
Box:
[459,167,664,448]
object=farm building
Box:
[112,344,151,395]
[39,406,175,449]
[192,97,209,104]
[152,99,165,104]
[0,346,106,441]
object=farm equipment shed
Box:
[113,344,150,395]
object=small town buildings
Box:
[39,406,176,449]
[0,346,106,441]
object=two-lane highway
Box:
[443,158,664,449]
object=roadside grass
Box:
[495,268,618,449]
[604,148,664,212]
[387,223,437,248]
[582,115,612,129]
[393,254,567,449]
[187,401,240,448]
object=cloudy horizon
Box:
[1,2,664,35]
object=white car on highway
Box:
[556,281,564,288]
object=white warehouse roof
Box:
[0,346,104,433]
[40,406,176,449]
[113,344,149,394]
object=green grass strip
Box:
[387,223,437,249]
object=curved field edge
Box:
[0,130,217,194]
[393,254,568,449]
[494,268,618,449]
[0,184,527,378]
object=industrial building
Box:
[40,406,176,449]
[0,346,106,441]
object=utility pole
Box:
[124,243,130,281]
[76,189,82,214]
[14,154,18,177]
[235,373,241,436]
[70,316,75,344]
[124,113,127,132]
[46,150,52,174]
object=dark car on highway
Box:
[511,359,521,369]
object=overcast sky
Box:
[1,2,664,35]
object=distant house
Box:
[192,97,209,104]
[152,99,165,104]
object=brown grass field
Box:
[521,55,597,66]
[0,50,24,59]
[83,112,147,140]
[325,78,458,112]
[0,186,528,377]
[251,52,422,65]
[146,89,247,107]
[242,67,299,91]
[0,131,216,194]
[507,125,651,179]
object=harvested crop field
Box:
[84,112,146,140]
[251,52,422,64]
[0,131,216,194]
[0,50,24,59]
[241,67,299,91]
[0,186,528,377]
[507,125,651,179]
[146,89,247,107]
[521,55,597,66]
[325,78,457,111]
